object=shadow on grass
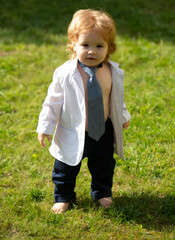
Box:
[112,193,175,230]
[77,193,175,231]
[0,0,175,45]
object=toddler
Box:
[37,9,130,214]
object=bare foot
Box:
[98,197,112,208]
[51,202,70,214]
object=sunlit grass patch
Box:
[0,0,175,239]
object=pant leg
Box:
[86,118,116,200]
[52,159,81,203]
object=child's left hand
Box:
[123,121,130,129]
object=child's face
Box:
[74,29,108,67]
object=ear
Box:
[73,45,76,52]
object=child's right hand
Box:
[38,133,52,147]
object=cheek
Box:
[104,49,109,57]
[104,45,108,53]
[100,49,108,57]
[77,48,86,55]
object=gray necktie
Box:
[79,60,105,141]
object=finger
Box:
[41,138,46,147]
[47,135,52,142]
[124,124,128,129]
[38,135,45,147]
[124,122,130,129]
[123,124,128,129]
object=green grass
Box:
[0,0,175,239]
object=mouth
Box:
[87,57,96,60]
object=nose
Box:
[88,49,96,55]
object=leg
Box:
[87,118,115,207]
[52,159,81,214]
[88,153,115,207]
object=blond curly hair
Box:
[67,9,117,63]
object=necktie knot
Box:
[78,61,96,77]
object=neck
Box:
[78,60,103,68]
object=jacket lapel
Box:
[71,58,85,96]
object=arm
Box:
[37,70,64,146]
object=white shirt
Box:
[37,58,131,166]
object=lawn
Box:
[0,0,175,239]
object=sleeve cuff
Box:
[36,121,56,135]
[123,110,131,123]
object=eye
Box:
[82,43,88,47]
[97,45,103,48]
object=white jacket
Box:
[37,58,131,166]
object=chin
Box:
[86,60,100,66]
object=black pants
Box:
[52,118,116,203]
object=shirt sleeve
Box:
[123,103,131,123]
[36,70,64,135]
